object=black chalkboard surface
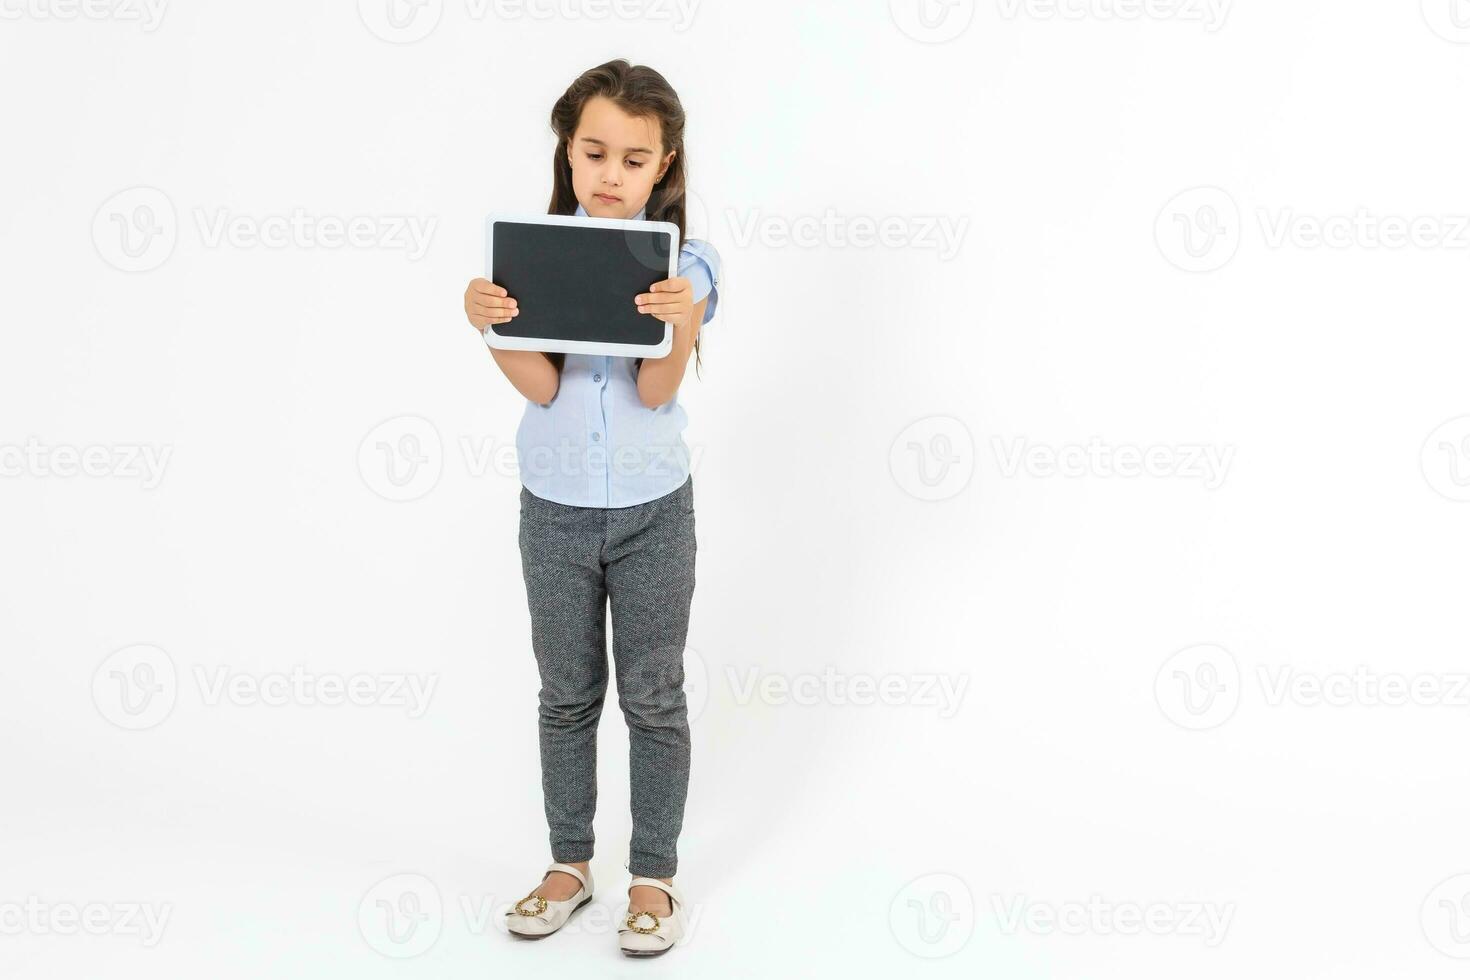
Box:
[483,212,680,358]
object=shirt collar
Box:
[575,201,647,220]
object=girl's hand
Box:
[635,276,694,329]
[465,278,519,331]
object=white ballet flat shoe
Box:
[618,877,685,957]
[504,863,594,940]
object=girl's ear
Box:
[658,149,676,182]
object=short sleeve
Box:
[678,239,722,326]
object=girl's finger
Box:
[636,290,688,305]
[637,303,688,315]
[472,281,508,297]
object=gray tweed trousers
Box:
[517,475,696,878]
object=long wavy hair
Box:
[546,59,702,378]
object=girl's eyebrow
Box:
[578,136,653,154]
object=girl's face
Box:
[567,95,676,220]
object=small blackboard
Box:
[482,211,680,358]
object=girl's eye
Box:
[586,153,644,168]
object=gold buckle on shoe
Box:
[512,895,548,917]
[625,910,661,934]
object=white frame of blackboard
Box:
[482,211,681,358]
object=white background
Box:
[3,0,1470,976]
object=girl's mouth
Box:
[595,194,621,203]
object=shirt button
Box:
[591,432,601,442]
[593,374,601,382]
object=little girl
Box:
[462,59,720,958]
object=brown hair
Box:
[546,59,702,378]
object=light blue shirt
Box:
[515,202,722,508]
